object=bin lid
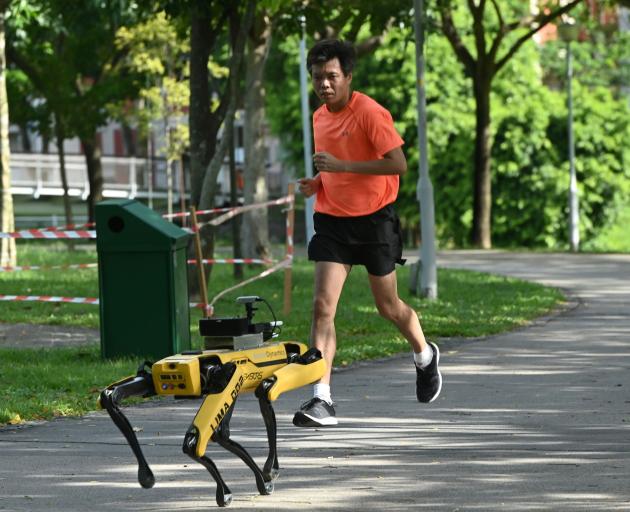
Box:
[95,199,190,252]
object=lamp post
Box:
[558,23,580,252]
[298,15,315,244]
[413,0,437,299]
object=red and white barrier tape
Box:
[207,257,292,313]
[163,206,233,219]
[0,229,96,239]
[2,222,97,235]
[0,258,275,272]
[1,194,293,238]
[42,222,96,231]
[0,294,99,305]
[206,196,293,228]
[164,195,291,222]
[286,208,294,258]
[1,193,294,314]
[187,258,275,265]
[0,263,97,273]
[189,302,214,315]
[0,294,225,313]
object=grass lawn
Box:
[0,241,565,425]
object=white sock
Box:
[313,383,332,405]
[414,344,433,369]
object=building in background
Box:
[8,113,287,226]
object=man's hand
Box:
[297,177,320,198]
[312,147,407,176]
[313,152,345,173]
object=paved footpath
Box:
[1,251,629,511]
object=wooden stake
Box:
[283,183,295,317]
[191,207,210,317]
[178,156,187,227]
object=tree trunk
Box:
[19,123,31,152]
[197,0,254,210]
[188,1,213,209]
[82,135,103,223]
[122,122,136,156]
[55,113,75,250]
[242,12,272,260]
[472,73,493,249]
[187,0,255,299]
[193,96,236,297]
[0,7,15,267]
[187,2,217,297]
[55,116,71,211]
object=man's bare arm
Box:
[313,146,407,176]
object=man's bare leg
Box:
[368,269,442,402]
[367,270,427,353]
[292,261,350,427]
[311,261,351,385]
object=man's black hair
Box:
[307,39,356,76]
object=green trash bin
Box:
[96,199,191,360]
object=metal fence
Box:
[9,153,179,200]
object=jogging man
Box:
[292,39,442,428]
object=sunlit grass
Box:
[0,242,99,327]
[0,345,139,425]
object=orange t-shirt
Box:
[313,91,404,217]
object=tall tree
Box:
[186,0,254,294]
[109,10,190,216]
[188,0,242,210]
[242,8,272,260]
[436,0,583,247]
[6,0,146,221]
[0,0,15,267]
[5,69,42,152]
[195,0,255,210]
[239,1,312,260]
[7,58,77,231]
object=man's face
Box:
[311,58,352,112]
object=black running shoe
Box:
[416,342,442,403]
[292,398,338,427]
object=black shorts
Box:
[308,204,406,276]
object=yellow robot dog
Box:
[99,296,325,507]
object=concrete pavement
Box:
[1,251,629,511]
